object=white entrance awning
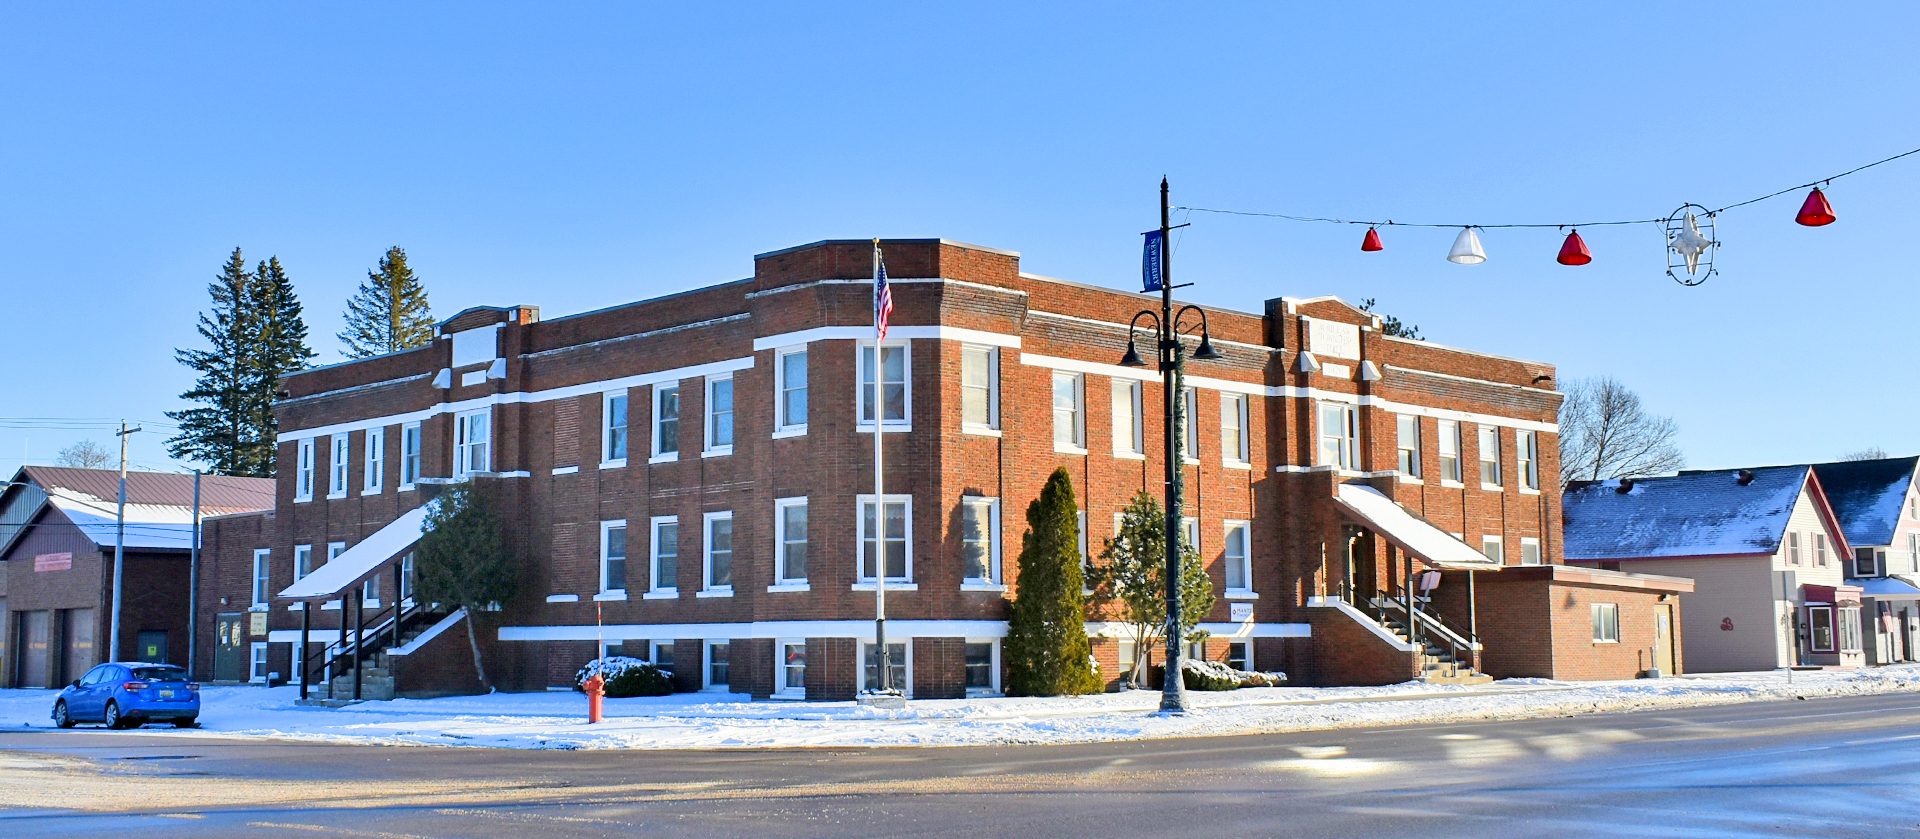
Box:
[279,506,429,599]
[1333,483,1499,570]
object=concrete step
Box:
[1418,672,1493,685]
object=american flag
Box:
[873,250,893,341]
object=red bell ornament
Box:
[1360,227,1384,252]
[1556,229,1592,265]
[1796,187,1836,226]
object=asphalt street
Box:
[2,691,1917,838]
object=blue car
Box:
[52,662,200,729]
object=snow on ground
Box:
[3,665,1917,750]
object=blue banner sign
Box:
[1142,229,1164,292]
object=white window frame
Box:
[1592,603,1620,643]
[861,640,912,697]
[1118,639,1138,681]
[1182,516,1200,556]
[251,549,272,609]
[964,637,1001,697]
[1437,420,1462,485]
[1397,414,1422,480]
[700,511,734,596]
[295,439,315,501]
[1181,387,1200,464]
[775,638,807,697]
[1481,534,1504,563]
[775,346,808,435]
[328,434,349,499]
[603,390,629,466]
[1840,606,1863,653]
[648,516,679,597]
[600,520,628,597]
[399,422,421,490]
[1520,536,1542,566]
[704,374,734,457]
[652,382,681,462]
[859,341,912,430]
[363,428,384,495]
[250,642,270,683]
[961,344,999,433]
[1052,371,1085,452]
[773,497,809,587]
[1317,401,1353,470]
[857,494,914,585]
[456,409,491,476]
[1809,605,1835,652]
[1478,425,1502,489]
[292,544,313,585]
[1224,393,1251,466]
[1112,379,1144,457]
[1815,533,1830,567]
[1517,429,1539,492]
[1223,519,1254,597]
[960,496,1002,588]
[703,640,731,691]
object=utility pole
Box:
[187,470,202,678]
[108,421,141,661]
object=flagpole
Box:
[871,239,891,693]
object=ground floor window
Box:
[1809,605,1835,652]
[1840,606,1863,653]
[250,642,270,683]
[1591,603,1620,643]
[778,640,806,695]
[863,641,908,694]
[705,641,730,690]
[1227,641,1249,671]
[1117,640,1138,681]
[653,642,675,674]
[964,640,998,696]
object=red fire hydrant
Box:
[583,673,605,724]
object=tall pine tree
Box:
[244,256,315,474]
[167,249,314,477]
[1005,468,1102,696]
[339,246,434,358]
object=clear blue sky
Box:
[2,3,1914,475]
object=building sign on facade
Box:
[33,552,72,572]
[1306,317,1361,360]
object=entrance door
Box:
[214,613,247,682]
[19,610,52,688]
[1905,608,1918,662]
[1655,605,1678,675]
[137,630,169,665]
[62,609,95,682]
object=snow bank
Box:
[3,665,1916,751]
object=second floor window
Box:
[1815,533,1829,566]
[1517,430,1538,490]
[776,499,808,583]
[252,549,271,607]
[400,423,421,487]
[1224,393,1250,464]
[1223,521,1251,592]
[654,384,680,458]
[1053,372,1084,449]
[1438,420,1462,483]
[1521,537,1542,565]
[1788,531,1801,565]
[1182,387,1199,462]
[860,496,911,582]
[1318,403,1353,469]
[1397,415,1421,478]
[652,517,679,591]
[706,376,734,453]
[329,435,349,496]
[1478,425,1502,487]
[778,349,808,430]
[861,344,909,425]
[1482,535,1503,562]
[961,345,997,429]
[293,544,313,583]
[604,391,628,462]
[296,439,315,500]
[602,521,627,593]
[1113,379,1142,455]
[456,410,490,475]
[704,512,733,591]
[364,428,384,493]
[961,497,999,584]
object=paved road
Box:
[2,692,1917,838]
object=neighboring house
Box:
[0,467,274,687]
[1809,457,1920,665]
[1564,466,1865,672]
[201,237,1675,700]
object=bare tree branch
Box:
[1840,446,1888,461]
[54,440,114,469]
[1558,376,1685,489]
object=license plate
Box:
[158,689,175,698]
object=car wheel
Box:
[171,717,198,729]
[53,701,76,729]
[103,701,127,730]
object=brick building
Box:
[200,238,1686,699]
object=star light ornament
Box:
[1663,205,1718,286]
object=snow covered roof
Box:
[280,506,429,599]
[15,466,274,514]
[1809,457,1919,548]
[1333,484,1498,569]
[1850,575,1920,598]
[1562,466,1824,561]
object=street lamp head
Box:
[1191,333,1223,361]
[1118,341,1148,368]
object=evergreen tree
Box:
[242,256,315,475]
[1005,468,1102,696]
[414,482,518,692]
[166,249,259,476]
[1089,490,1215,688]
[339,246,434,358]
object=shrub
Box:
[1005,468,1102,696]
[1180,658,1288,691]
[574,656,675,697]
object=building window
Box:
[363,428,384,494]
[604,391,628,463]
[1814,533,1829,567]
[293,544,313,583]
[456,409,490,475]
[329,435,349,498]
[961,345,998,430]
[1113,379,1143,455]
[1591,603,1620,643]
[1438,420,1462,483]
[705,641,730,690]
[252,549,272,608]
[778,640,806,696]
[1397,415,1421,478]
[1053,372,1084,450]
[961,497,1001,584]
[250,642,270,683]
[1839,606,1863,652]
[1517,430,1538,490]
[644,384,679,462]
[1478,425,1501,487]
[652,642,675,672]
[1520,537,1542,565]
[400,552,415,602]
[601,521,627,594]
[1481,535,1503,563]
[1788,532,1802,565]
[863,641,908,694]
[1182,387,1200,462]
[1318,402,1354,469]
[650,517,679,593]
[1227,641,1249,671]
[1809,605,1835,652]
[859,495,911,582]
[1223,520,1252,593]
[295,438,315,501]
[1118,639,1138,679]
[1224,393,1251,465]
[703,512,734,592]
[775,498,808,584]
[860,344,909,426]
[1909,533,1920,574]
[400,423,421,489]
[965,640,998,696]
[777,348,808,432]
[705,375,734,455]
[1854,548,1879,578]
